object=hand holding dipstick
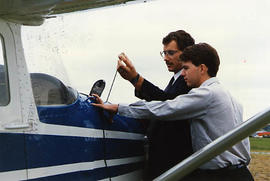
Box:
[117,53,142,88]
[117,53,138,82]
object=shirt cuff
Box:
[117,103,129,116]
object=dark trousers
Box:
[181,165,254,181]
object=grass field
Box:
[249,138,270,181]
[250,137,270,151]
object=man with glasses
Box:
[117,30,195,180]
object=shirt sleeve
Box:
[118,86,212,121]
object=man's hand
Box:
[117,53,138,82]
[91,94,119,114]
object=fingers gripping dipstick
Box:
[118,68,124,73]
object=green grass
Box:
[249,137,270,151]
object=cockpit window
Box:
[0,35,10,106]
[30,73,77,106]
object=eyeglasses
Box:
[160,50,179,58]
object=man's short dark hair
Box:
[162,30,195,51]
[180,43,220,77]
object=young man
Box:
[93,43,253,181]
[117,30,194,179]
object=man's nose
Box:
[164,55,170,62]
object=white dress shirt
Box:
[172,69,182,85]
[118,77,250,169]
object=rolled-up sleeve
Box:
[118,87,212,121]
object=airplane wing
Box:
[0,0,139,25]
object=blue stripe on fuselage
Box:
[25,134,105,169]
[0,133,26,172]
[108,162,144,178]
[0,133,144,172]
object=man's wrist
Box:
[130,74,140,85]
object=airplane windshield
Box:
[30,73,77,106]
[0,35,10,106]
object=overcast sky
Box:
[22,0,270,120]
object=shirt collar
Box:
[200,77,219,87]
[172,69,182,84]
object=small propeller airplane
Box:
[0,0,147,180]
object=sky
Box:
[21,0,270,120]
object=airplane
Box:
[2,1,270,180]
[0,0,147,180]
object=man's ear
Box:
[200,64,208,74]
